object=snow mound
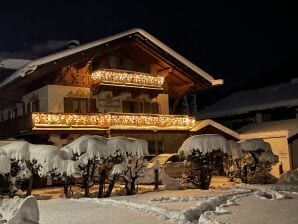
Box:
[8,195,39,224]
[180,189,251,222]
[254,189,286,200]
[178,134,230,156]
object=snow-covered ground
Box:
[1,177,298,224]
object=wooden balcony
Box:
[90,69,164,97]
[31,112,195,131]
[0,112,195,137]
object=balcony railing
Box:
[31,112,195,131]
[91,69,164,89]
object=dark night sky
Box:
[0,1,297,91]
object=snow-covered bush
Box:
[0,142,31,197]
[103,137,148,196]
[59,135,148,197]
[238,139,278,184]
[178,134,231,190]
[223,140,242,181]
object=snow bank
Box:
[0,141,30,161]
[178,134,230,156]
[180,189,251,222]
[254,190,286,200]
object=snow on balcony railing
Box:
[91,69,164,89]
[31,112,195,130]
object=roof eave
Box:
[0,28,223,90]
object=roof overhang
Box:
[0,28,223,90]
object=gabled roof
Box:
[239,119,298,139]
[198,80,298,119]
[0,28,223,90]
[191,119,240,140]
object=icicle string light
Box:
[32,112,195,130]
[91,69,164,88]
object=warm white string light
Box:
[91,69,164,88]
[32,112,195,130]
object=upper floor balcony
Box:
[90,69,165,97]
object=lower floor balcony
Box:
[0,112,195,137]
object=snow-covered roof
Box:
[198,81,298,119]
[0,28,223,89]
[0,59,32,69]
[190,119,240,140]
[239,119,298,139]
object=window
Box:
[27,99,39,113]
[64,97,96,113]
[122,101,159,114]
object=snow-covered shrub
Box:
[105,137,148,196]
[59,135,148,197]
[0,142,31,197]
[238,139,278,184]
[224,140,242,182]
[178,134,231,190]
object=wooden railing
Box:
[31,112,195,130]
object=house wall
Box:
[93,91,131,113]
[93,91,169,114]
[263,137,290,177]
[23,85,48,112]
[156,94,169,115]
[47,85,90,112]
